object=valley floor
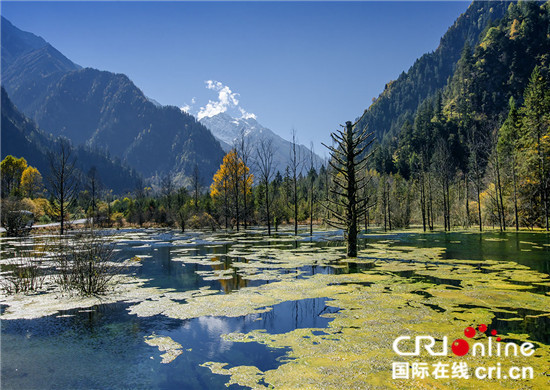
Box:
[1,228,549,389]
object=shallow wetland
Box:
[1,228,549,389]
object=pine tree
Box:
[498,97,522,230]
[519,66,550,230]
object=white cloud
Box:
[197,317,237,355]
[239,107,256,120]
[180,97,196,114]
[197,80,256,121]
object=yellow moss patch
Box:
[200,362,265,389]
[196,240,550,389]
[144,333,183,364]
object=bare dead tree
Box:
[323,159,331,225]
[468,122,489,231]
[161,171,175,226]
[308,142,317,236]
[362,170,375,232]
[255,137,275,235]
[289,129,303,235]
[161,172,174,198]
[433,138,453,231]
[386,175,392,231]
[488,127,506,231]
[176,186,190,233]
[48,139,79,235]
[191,164,201,212]
[236,130,253,229]
[133,179,146,227]
[322,119,375,257]
[227,148,242,231]
[464,171,471,228]
[87,167,99,228]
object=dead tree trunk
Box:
[192,164,201,213]
[309,142,316,236]
[289,130,301,235]
[48,139,78,235]
[255,138,275,235]
[386,178,392,231]
[465,172,470,228]
[512,160,519,230]
[323,119,374,257]
[420,173,426,232]
[237,131,252,229]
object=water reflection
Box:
[457,304,550,344]
[379,231,549,273]
[118,235,345,293]
[1,297,337,389]
[1,229,548,389]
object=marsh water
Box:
[1,229,549,389]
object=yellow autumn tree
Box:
[210,149,253,230]
[211,154,231,229]
[1,155,27,196]
[21,166,43,198]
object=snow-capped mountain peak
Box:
[200,113,324,174]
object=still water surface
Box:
[1,229,548,389]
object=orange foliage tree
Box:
[210,149,253,230]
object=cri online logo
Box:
[393,324,535,357]
[451,324,497,356]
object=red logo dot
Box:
[451,339,470,356]
[491,329,497,336]
[496,337,501,342]
[464,327,476,338]
[478,324,487,333]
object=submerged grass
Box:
[200,269,550,389]
[1,229,549,389]
[190,233,550,389]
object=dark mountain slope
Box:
[1,16,81,115]
[381,0,550,179]
[1,17,225,183]
[29,67,225,178]
[1,17,48,69]
[356,1,510,141]
[1,87,141,194]
[445,0,550,120]
[3,44,81,116]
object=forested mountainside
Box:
[1,87,141,193]
[1,2,548,230]
[355,1,510,143]
[360,1,549,230]
[373,0,549,177]
[25,67,225,180]
[1,16,225,184]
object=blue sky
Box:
[1,1,470,155]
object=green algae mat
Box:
[1,229,549,389]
